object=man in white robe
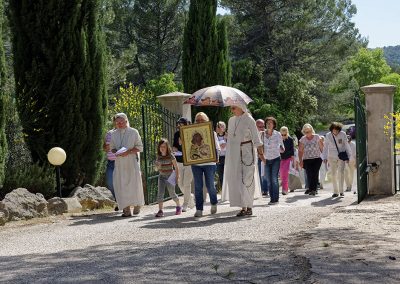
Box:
[110,113,145,217]
[222,103,263,216]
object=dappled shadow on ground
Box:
[299,226,400,284]
[1,228,399,283]
[0,239,310,284]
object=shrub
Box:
[1,163,56,200]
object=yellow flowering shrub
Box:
[112,83,162,145]
[383,113,400,153]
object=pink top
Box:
[105,130,117,161]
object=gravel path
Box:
[0,184,370,283]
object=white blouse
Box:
[262,130,284,160]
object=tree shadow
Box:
[0,239,310,283]
[298,227,400,284]
[1,229,399,283]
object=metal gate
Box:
[354,91,368,203]
[140,104,180,204]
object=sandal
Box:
[155,210,164,217]
[245,208,252,216]
[236,209,247,217]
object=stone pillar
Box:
[157,92,192,120]
[361,83,397,195]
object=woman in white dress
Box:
[222,103,263,216]
[110,113,145,217]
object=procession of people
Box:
[104,86,356,218]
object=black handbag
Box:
[332,134,349,161]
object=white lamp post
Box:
[47,147,67,197]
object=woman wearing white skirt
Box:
[111,113,145,217]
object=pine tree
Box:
[182,0,232,123]
[9,1,107,187]
[0,0,6,187]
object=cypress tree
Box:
[216,18,232,87]
[0,0,6,187]
[182,0,219,94]
[182,0,232,123]
[215,17,232,122]
[9,1,107,187]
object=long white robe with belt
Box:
[111,127,145,208]
[222,113,263,207]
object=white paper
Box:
[115,147,128,155]
[167,170,176,186]
[260,161,265,177]
[173,151,183,156]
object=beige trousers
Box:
[177,162,195,208]
[345,160,356,190]
[328,158,346,194]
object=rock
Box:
[0,188,48,221]
[62,198,83,213]
[47,197,67,215]
[0,211,7,226]
[47,197,82,215]
[69,184,116,210]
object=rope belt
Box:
[240,140,255,189]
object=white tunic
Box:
[110,127,145,208]
[222,113,263,207]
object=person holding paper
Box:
[173,117,194,212]
[110,113,145,217]
[154,138,181,217]
[103,115,117,201]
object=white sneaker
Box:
[211,204,217,214]
[194,210,203,217]
[182,205,188,212]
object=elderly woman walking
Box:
[110,113,145,217]
[298,124,324,196]
[222,104,263,216]
[279,126,295,195]
[322,122,352,197]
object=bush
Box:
[1,163,56,199]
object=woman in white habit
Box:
[222,103,263,216]
[110,113,145,217]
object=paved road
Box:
[0,185,357,283]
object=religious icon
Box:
[180,121,217,165]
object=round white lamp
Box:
[47,147,67,166]
[47,147,67,197]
